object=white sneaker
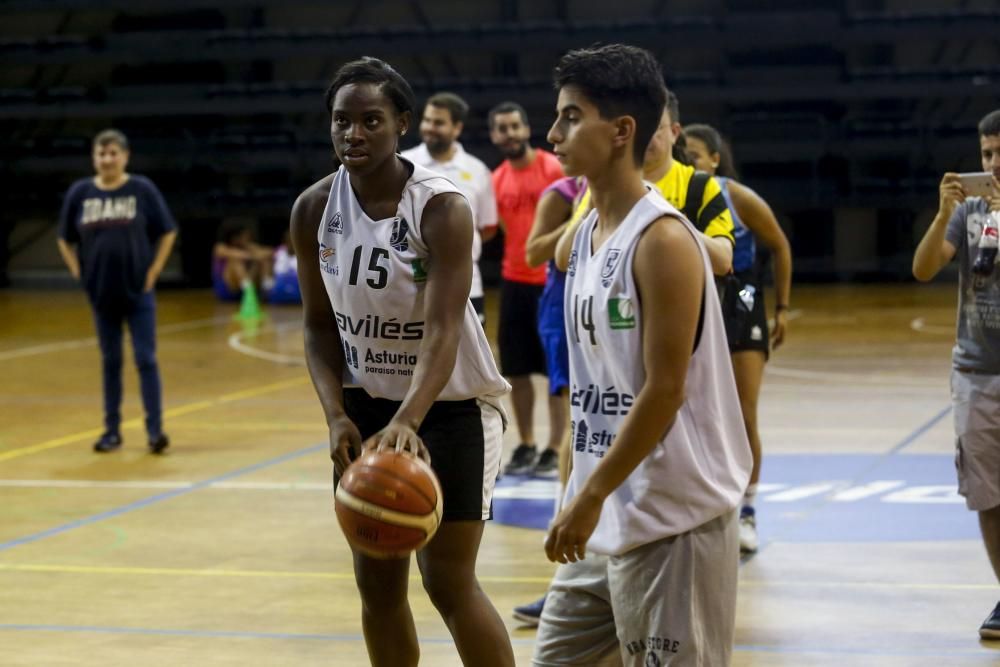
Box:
[739,506,759,553]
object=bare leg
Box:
[979,505,1000,583]
[508,375,536,445]
[352,552,419,667]
[545,389,568,453]
[418,521,515,667]
[731,350,767,487]
[222,259,250,293]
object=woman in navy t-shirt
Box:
[56,129,177,454]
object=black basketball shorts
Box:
[721,272,770,359]
[498,280,547,377]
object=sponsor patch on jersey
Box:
[389,216,410,252]
[601,249,622,287]
[319,243,338,275]
[608,297,636,329]
[327,211,344,234]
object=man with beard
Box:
[402,92,498,322]
[489,101,565,477]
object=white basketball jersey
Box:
[400,143,496,299]
[563,191,751,555]
[317,158,509,402]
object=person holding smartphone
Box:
[913,108,1000,640]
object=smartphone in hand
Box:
[958,172,996,199]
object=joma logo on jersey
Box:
[327,211,344,234]
[601,249,622,287]
[334,311,424,340]
[389,216,410,252]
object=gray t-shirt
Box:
[945,197,1000,373]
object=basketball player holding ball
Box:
[290,57,514,667]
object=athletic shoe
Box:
[148,433,170,455]
[739,505,759,553]
[532,448,559,478]
[513,595,546,627]
[93,432,122,453]
[980,601,1000,639]
[504,443,537,476]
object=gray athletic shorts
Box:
[951,369,1000,511]
[532,509,739,667]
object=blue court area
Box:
[494,454,978,543]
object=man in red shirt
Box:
[490,101,565,477]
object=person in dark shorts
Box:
[56,129,176,454]
[291,56,514,667]
[684,123,793,554]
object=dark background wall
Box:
[2,0,998,286]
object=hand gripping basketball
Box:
[335,450,443,559]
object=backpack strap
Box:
[682,170,711,227]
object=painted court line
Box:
[0,479,331,491]
[0,561,991,590]
[0,443,325,553]
[227,324,304,366]
[0,562,553,585]
[765,365,941,387]
[0,624,991,657]
[0,376,310,463]
[0,315,230,362]
[887,404,952,455]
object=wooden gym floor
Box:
[1,284,999,666]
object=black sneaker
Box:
[93,432,122,453]
[980,601,1000,639]
[504,443,537,476]
[148,433,170,455]
[512,595,546,627]
[532,448,559,478]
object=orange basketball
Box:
[334,449,443,559]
